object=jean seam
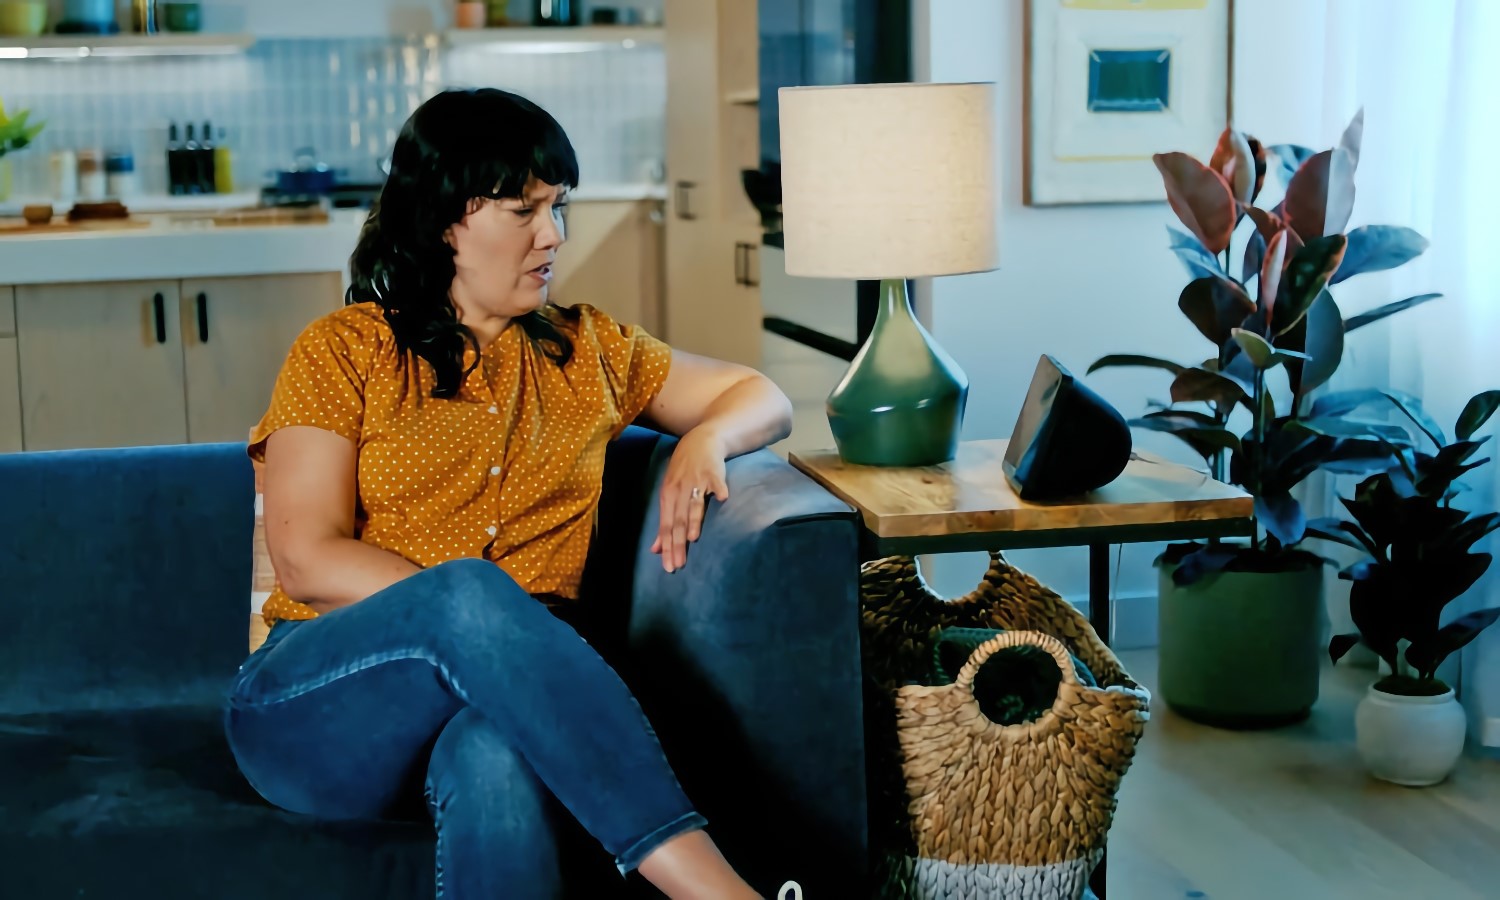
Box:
[613,810,709,875]
[232,647,443,708]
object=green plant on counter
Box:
[1309,389,1500,695]
[0,97,45,158]
[1090,110,1442,585]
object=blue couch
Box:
[0,427,868,898]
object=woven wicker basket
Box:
[861,551,1151,899]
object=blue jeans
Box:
[223,558,708,898]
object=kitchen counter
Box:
[0,185,666,286]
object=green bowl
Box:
[160,2,201,33]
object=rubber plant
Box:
[1090,110,1442,585]
[1309,389,1500,695]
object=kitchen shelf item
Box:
[442,24,660,51]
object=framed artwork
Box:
[1024,0,1234,206]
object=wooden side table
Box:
[790,438,1252,646]
[792,439,1251,897]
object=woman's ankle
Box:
[636,830,760,899]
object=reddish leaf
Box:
[1260,229,1289,315]
[1171,366,1251,410]
[1244,206,1304,260]
[1154,152,1237,255]
[1246,136,1268,202]
[1210,128,1255,204]
[1178,276,1256,346]
[1284,149,1331,241]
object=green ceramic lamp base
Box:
[827,278,968,467]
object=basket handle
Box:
[953,630,1080,700]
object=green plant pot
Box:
[1158,558,1325,728]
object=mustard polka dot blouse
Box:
[247,301,672,626]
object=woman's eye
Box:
[512,208,533,218]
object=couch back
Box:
[0,443,254,714]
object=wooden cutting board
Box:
[0,217,154,236]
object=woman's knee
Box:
[421,558,543,634]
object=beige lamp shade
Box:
[777,82,999,280]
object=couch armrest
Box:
[618,435,868,894]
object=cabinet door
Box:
[16,282,187,451]
[665,223,764,368]
[554,200,664,334]
[180,273,343,444]
[0,337,19,453]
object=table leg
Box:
[1089,543,1111,648]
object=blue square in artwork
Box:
[1088,49,1171,113]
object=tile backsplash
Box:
[1,35,665,200]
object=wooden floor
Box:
[1108,651,1500,900]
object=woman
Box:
[224,88,800,899]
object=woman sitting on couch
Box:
[224,87,798,900]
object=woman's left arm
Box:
[641,349,794,572]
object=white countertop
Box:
[0,185,666,286]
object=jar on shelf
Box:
[77,149,108,201]
[106,150,138,200]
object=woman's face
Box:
[446,176,569,326]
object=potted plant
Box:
[1090,111,1441,727]
[1308,389,1500,784]
[0,97,45,204]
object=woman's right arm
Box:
[262,425,420,612]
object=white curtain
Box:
[1309,0,1500,738]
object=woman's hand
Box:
[651,427,731,573]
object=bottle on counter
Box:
[131,0,157,33]
[77,149,107,201]
[49,149,77,204]
[182,123,202,194]
[533,0,579,26]
[106,150,138,200]
[167,122,186,195]
[199,120,218,193]
[213,125,234,195]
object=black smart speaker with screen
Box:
[1003,355,1133,502]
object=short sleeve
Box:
[585,305,673,434]
[247,311,372,463]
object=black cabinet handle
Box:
[196,292,209,343]
[674,180,697,220]
[152,293,166,344]
[735,242,759,287]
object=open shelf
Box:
[444,25,662,52]
[0,33,255,60]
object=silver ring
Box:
[690,487,703,499]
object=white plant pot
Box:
[1354,684,1467,786]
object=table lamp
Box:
[777,82,999,467]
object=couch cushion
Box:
[0,704,436,900]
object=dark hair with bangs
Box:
[347,88,582,398]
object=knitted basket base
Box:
[879,850,1102,900]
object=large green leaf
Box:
[1456,390,1500,440]
[1344,293,1442,331]
[1257,492,1308,546]
[1231,328,1308,370]
[1087,354,1186,377]
[1273,235,1347,336]
[1132,411,1243,458]
[1306,517,1379,556]
[1154,152,1237,255]
[1333,225,1430,284]
[1292,290,1346,398]
[1178,276,1255,346]
[1170,366,1251,410]
[1328,632,1363,665]
[1404,587,1500,678]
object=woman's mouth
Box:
[528,264,553,285]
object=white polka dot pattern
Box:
[246,302,672,626]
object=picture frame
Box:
[1023,0,1234,206]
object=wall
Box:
[908,0,1324,646]
[1,36,664,202]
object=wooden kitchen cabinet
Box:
[553,200,664,335]
[0,287,18,453]
[180,273,342,443]
[664,0,764,368]
[16,281,189,451]
[11,273,341,453]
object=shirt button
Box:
[490,466,501,475]
[488,405,499,414]
[486,525,497,536]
